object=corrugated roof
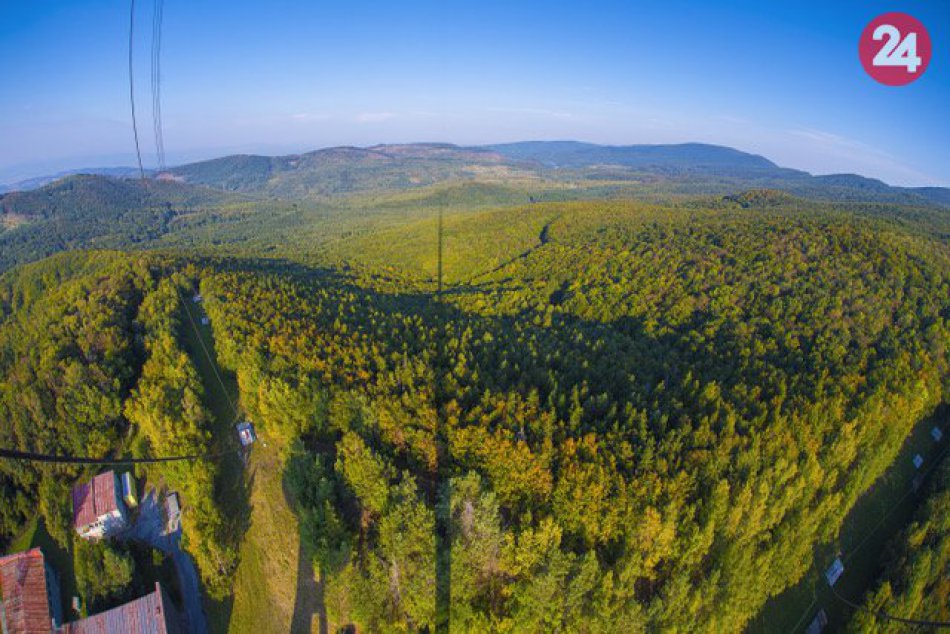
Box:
[72,471,120,529]
[57,583,178,634]
[0,547,53,633]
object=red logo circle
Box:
[859,13,931,86]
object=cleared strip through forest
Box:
[748,408,949,633]
[178,294,250,631]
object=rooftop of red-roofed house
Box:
[57,582,180,634]
[72,471,120,529]
[0,548,54,633]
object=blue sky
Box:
[1,0,948,186]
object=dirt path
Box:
[120,490,207,633]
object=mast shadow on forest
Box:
[208,255,781,631]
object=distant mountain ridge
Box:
[165,143,511,198]
[0,166,144,194]
[486,140,783,171]
[2,142,949,208]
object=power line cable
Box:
[0,447,240,466]
[790,426,950,633]
[129,0,146,182]
[830,583,950,629]
[841,434,949,566]
[151,0,166,171]
[170,278,244,425]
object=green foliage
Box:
[124,275,236,598]
[37,473,73,547]
[0,175,232,271]
[1,170,949,632]
[0,252,152,547]
[74,540,135,611]
[336,431,395,517]
[285,446,351,573]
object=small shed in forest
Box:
[805,609,828,634]
[236,422,257,447]
[824,558,844,586]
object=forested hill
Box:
[487,140,783,171]
[0,174,236,270]
[163,142,950,206]
[168,207,950,630]
[1,192,946,631]
[0,141,948,631]
[166,143,527,198]
[59,141,945,207]
[0,142,948,278]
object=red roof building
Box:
[72,471,128,539]
[0,548,62,633]
[57,583,180,634]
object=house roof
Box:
[57,583,179,634]
[0,548,53,633]
[72,471,120,529]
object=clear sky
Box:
[1,0,948,186]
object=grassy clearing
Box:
[179,295,308,633]
[227,441,311,633]
[748,411,949,633]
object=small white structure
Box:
[932,427,944,442]
[72,471,129,540]
[164,492,181,534]
[913,454,924,469]
[121,472,138,508]
[236,421,257,447]
[200,316,210,326]
[192,294,203,303]
[825,558,844,586]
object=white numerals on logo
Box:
[872,24,921,72]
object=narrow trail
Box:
[457,214,559,287]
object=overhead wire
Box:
[150,0,166,171]
[830,583,950,629]
[788,428,950,632]
[171,280,244,426]
[0,447,239,466]
[128,0,146,182]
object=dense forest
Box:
[195,200,947,631]
[1,151,949,632]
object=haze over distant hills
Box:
[3,142,949,207]
[1,140,948,273]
